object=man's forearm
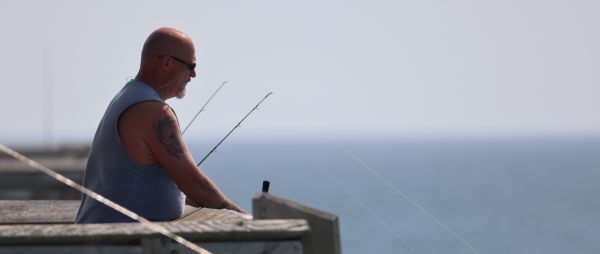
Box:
[186,176,246,213]
[186,196,244,213]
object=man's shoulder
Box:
[124,100,172,119]
[118,100,175,132]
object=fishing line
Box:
[181,81,228,135]
[332,140,482,254]
[0,144,211,254]
[295,143,420,254]
[167,82,478,252]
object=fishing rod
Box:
[181,81,228,135]
[197,92,273,166]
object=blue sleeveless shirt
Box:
[75,80,185,223]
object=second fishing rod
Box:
[180,81,273,166]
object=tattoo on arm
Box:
[156,116,184,159]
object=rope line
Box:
[0,144,211,254]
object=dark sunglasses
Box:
[170,56,196,71]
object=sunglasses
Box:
[170,56,196,71]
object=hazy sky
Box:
[1,0,599,145]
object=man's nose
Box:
[190,69,196,78]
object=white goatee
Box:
[176,88,186,99]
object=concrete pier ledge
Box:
[0,194,340,254]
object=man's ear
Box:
[159,56,172,71]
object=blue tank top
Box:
[75,80,184,223]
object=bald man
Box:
[75,28,244,223]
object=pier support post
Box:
[253,193,341,254]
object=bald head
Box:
[136,27,197,100]
[141,27,195,60]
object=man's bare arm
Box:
[119,101,245,213]
[152,110,245,213]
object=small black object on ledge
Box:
[262,180,270,193]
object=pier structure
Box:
[0,146,341,254]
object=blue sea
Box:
[188,136,600,254]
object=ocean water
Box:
[188,137,600,254]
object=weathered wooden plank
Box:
[0,174,83,199]
[0,158,86,173]
[176,207,252,223]
[0,201,249,225]
[0,200,78,224]
[0,240,301,254]
[172,240,302,254]
[0,220,309,245]
[0,245,141,254]
[253,193,342,254]
[0,145,89,160]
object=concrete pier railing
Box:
[253,193,341,254]
[0,194,340,254]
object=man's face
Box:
[171,55,196,99]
